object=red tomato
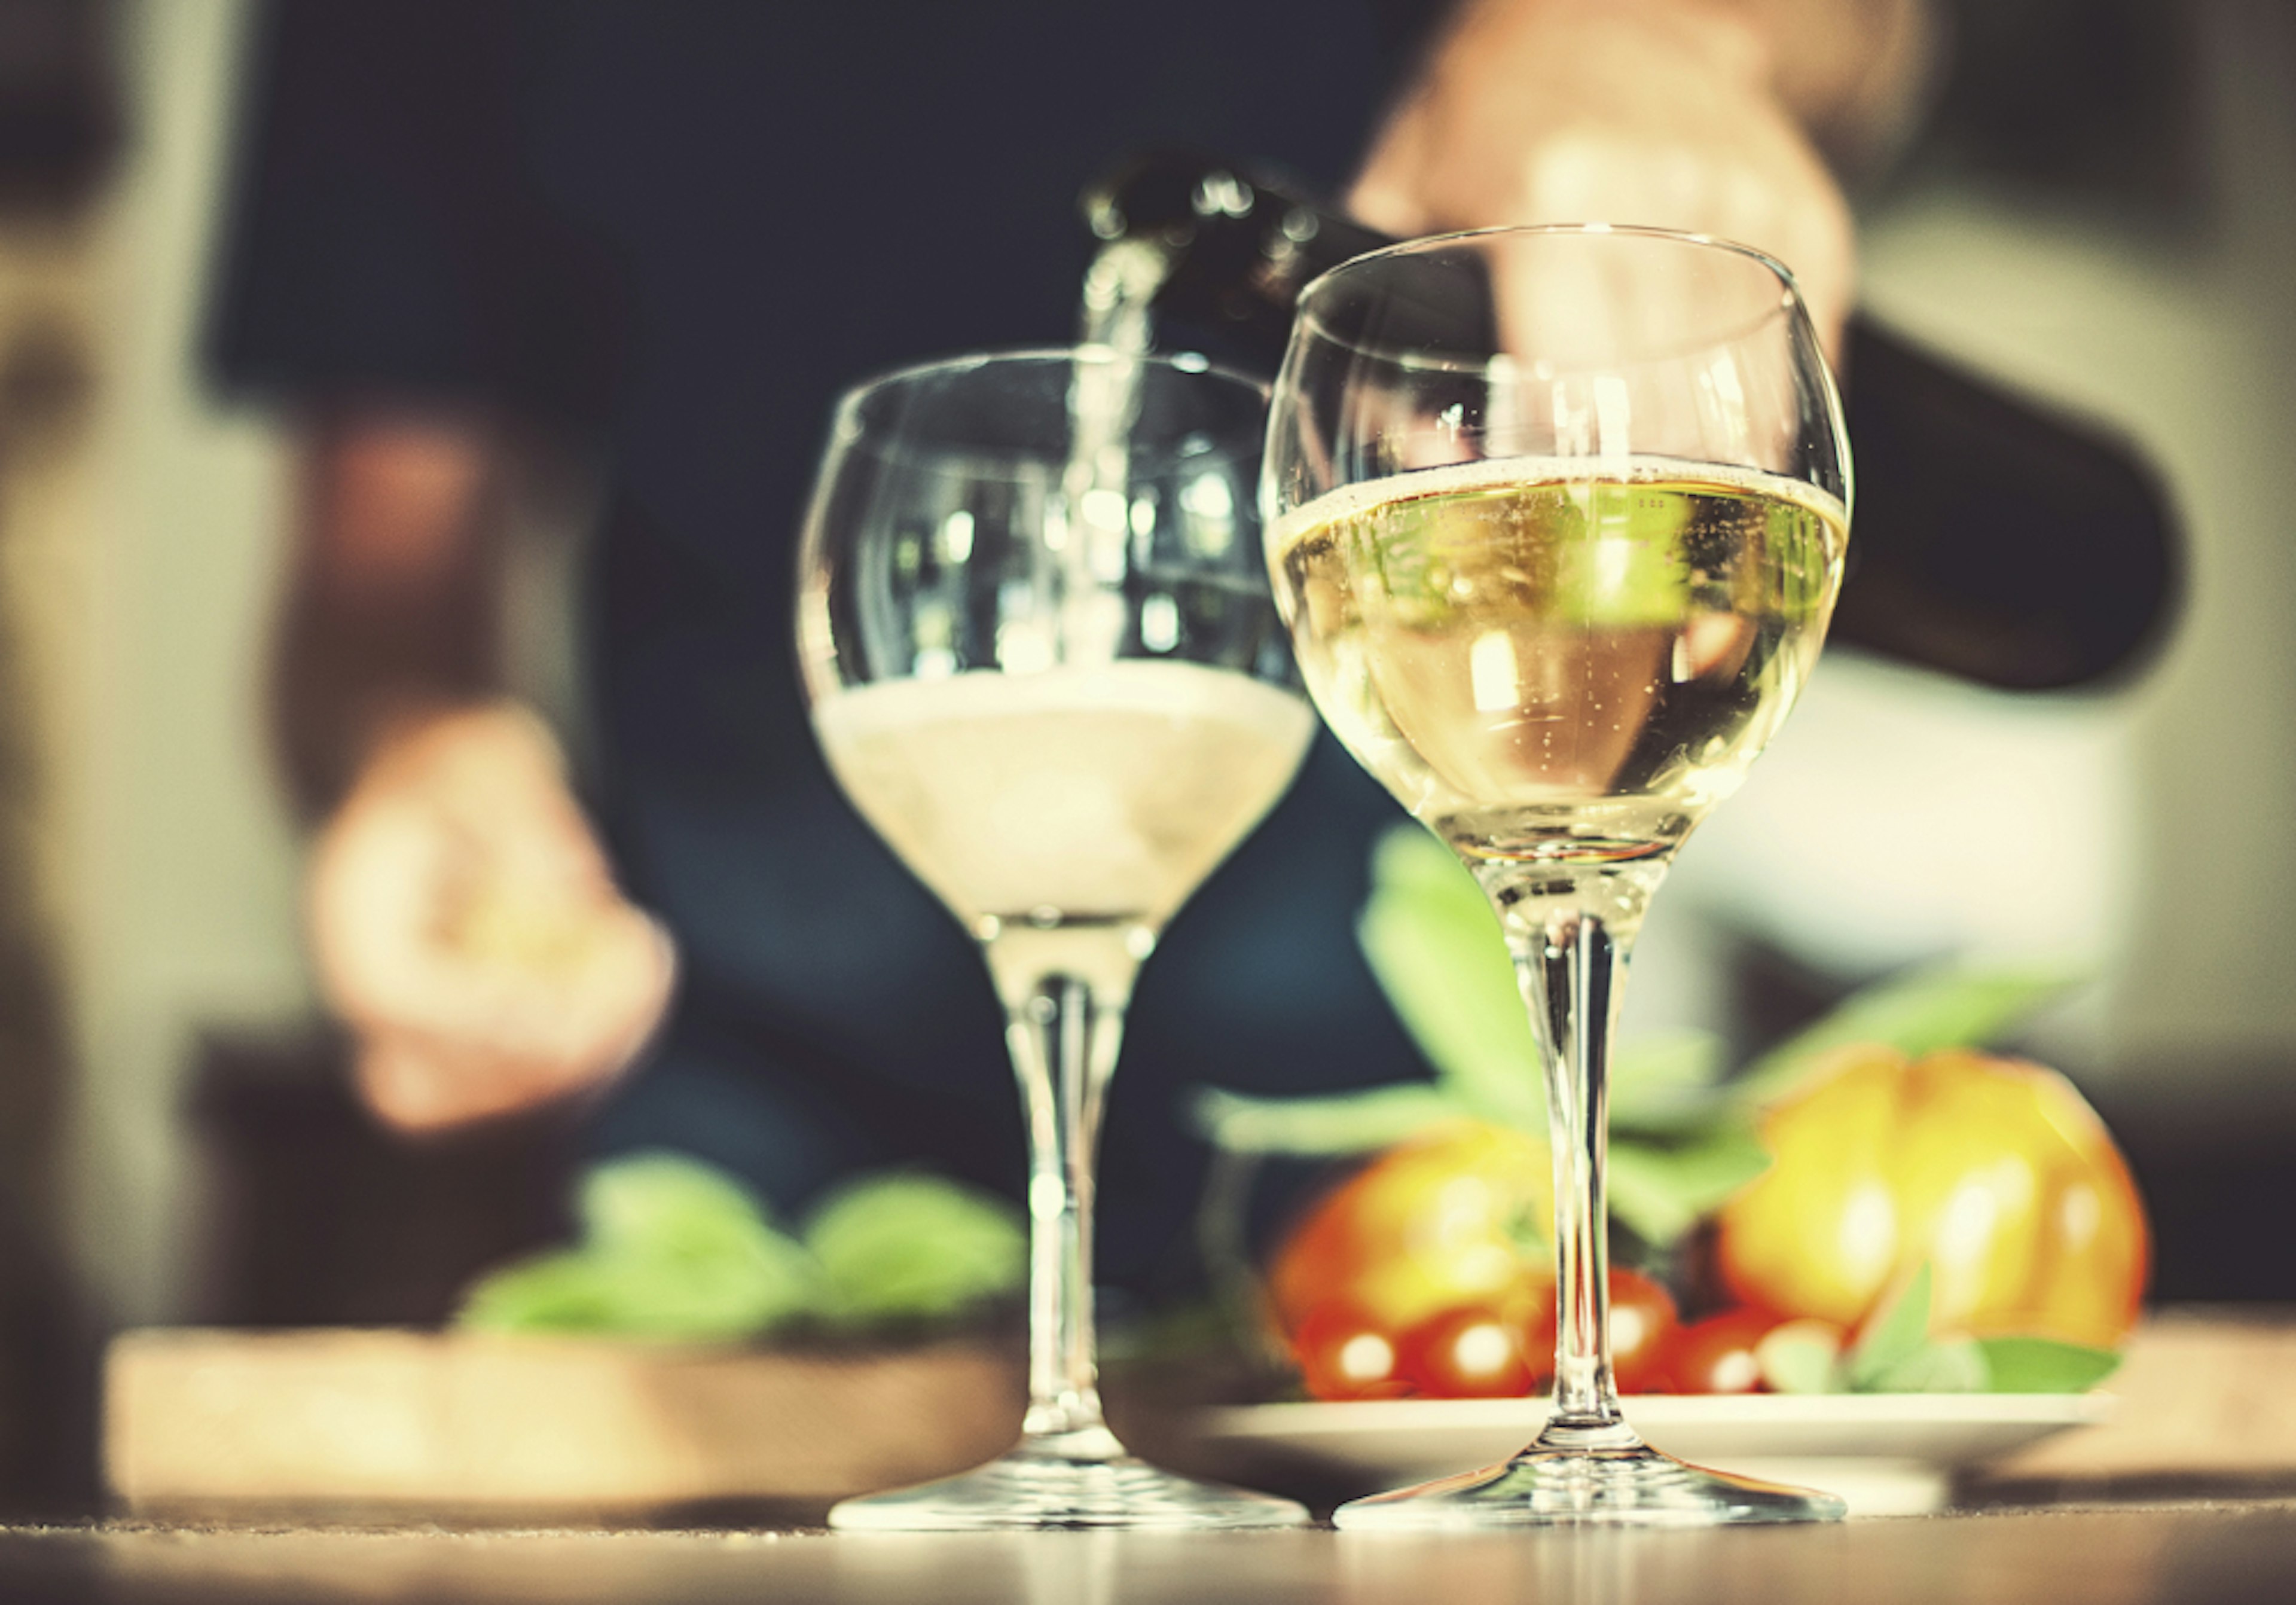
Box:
[1399,1298,1552,1399]
[1605,1269,1681,1394]
[1664,1307,1782,1395]
[1269,1124,1550,1344]
[1293,1302,1410,1401]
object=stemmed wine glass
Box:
[799,349,1312,1529]
[1265,226,1852,1527]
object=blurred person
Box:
[212,0,1929,1291]
[0,0,123,1515]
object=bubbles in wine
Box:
[1272,459,1846,866]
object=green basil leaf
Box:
[1355,826,1544,1130]
[1867,1337,1989,1394]
[1613,1032,1724,1096]
[580,1151,788,1263]
[1976,1337,2124,1393]
[1845,1263,1934,1390]
[1606,1123,1772,1248]
[1735,962,2082,1106]
[462,1154,825,1340]
[804,1172,1024,1326]
[1189,1082,1474,1157]
[1757,1327,1842,1395]
[456,1236,822,1342]
[456,1250,625,1334]
[1610,1032,1732,1137]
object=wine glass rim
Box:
[1293,221,1809,369]
[1309,219,1803,297]
[834,344,1272,414]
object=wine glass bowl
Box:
[802,351,1305,975]
[799,349,1312,1530]
[1265,227,1850,1528]
[1270,228,1845,864]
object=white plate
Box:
[1195,1393,2117,1516]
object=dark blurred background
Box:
[0,0,2283,1518]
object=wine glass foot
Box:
[1334,1441,1846,1530]
[829,1439,1309,1531]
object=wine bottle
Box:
[1081,151,2179,693]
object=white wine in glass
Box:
[799,349,1312,1530]
[1265,226,1852,1528]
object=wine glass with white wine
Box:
[1265,226,1852,1527]
[799,348,1312,1530]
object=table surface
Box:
[5,1499,2296,1605]
[36,1311,2296,1603]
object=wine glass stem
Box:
[1481,864,1659,1445]
[996,959,1132,1453]
[1521,908,1626,1429]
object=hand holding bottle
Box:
[1349,0,1861,355]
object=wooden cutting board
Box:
[1980,1308,2296,1486]
[105,1329,1024,1521]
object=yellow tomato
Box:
[1715,1047,2148,1348]
[1268,1121,1552,1339]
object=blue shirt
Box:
[211,0,1438,1293]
